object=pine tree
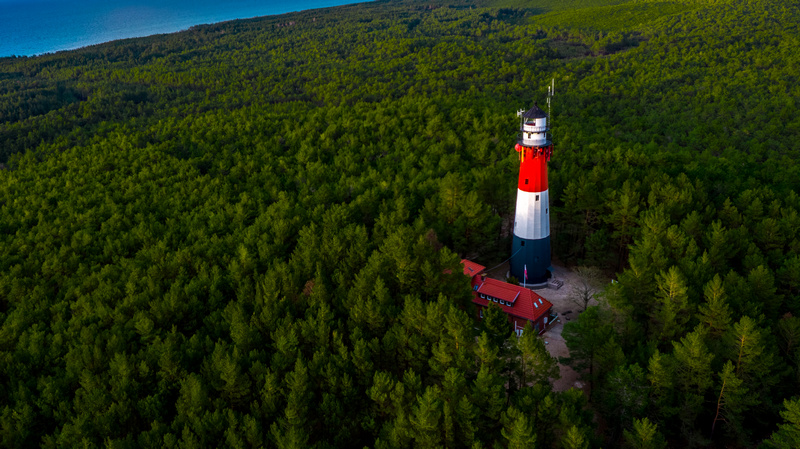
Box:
[672,327,714,439]
[455,396,478,447]
[562,306,614,400]
[599,364,649,432]
[605,180,641,270]
[501,407,537,449]
[725,315,778,399]
[747,265,783,320]
[673,327,714,395]
[410,386,443,449]
[697,274,731,338]
[710,361,748,437]
[482,303,513,348]
[560,425,589,449]
[271,359,313,449]
[517,323,559,387]
[647,351,676,418]
[623,418,666,449]
[651,266,691,342]
[777,255,800,306]
[475,332,501,372]
[471,366,505,422]
[765,398,800,449]
[705,220,733,271]
[777,314,800,385]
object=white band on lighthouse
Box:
[513,189,550,240]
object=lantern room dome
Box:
[521,104,547,119]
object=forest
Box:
[0,0,799,447]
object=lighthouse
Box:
[510,103,552,284]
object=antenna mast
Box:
[547,78,554,132]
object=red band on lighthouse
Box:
[517,145,550,193]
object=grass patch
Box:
[530,1,698,31]
[482,0,632,11]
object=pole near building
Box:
[511,85,553,284]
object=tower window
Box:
[521,241,525,246]
[546,208,548,214]
[535,195,539,201]
[525,179,529,185]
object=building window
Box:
[535,195,539,201]
[521,241,525,246]
[546,208,548,214]
[480,293,485,299]
[479,309,484,318]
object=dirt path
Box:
[537,264,600,392]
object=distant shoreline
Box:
[0,0,372,58]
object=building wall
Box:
[475,303,550,335]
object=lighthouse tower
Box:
[510,103,552,284]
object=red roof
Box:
[460,259,552,323]
[462,260,486,278]
[477,278,522,304]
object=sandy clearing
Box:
[485,262,598,392]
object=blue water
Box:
[0,0,369,57]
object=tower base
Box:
[510,234,551,284]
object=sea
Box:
[0,0,370,57]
